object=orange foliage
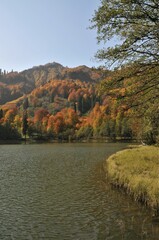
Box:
[34,108,49,123]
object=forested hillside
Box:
[0,62,102,105]
[0,62,158,143]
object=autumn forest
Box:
[0,61,158,144]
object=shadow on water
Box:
[90,160,159,240]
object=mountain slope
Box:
[0,62,103,105]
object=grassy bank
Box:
[104,146,159,214]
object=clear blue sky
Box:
[0,0,103,72]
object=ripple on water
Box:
[0,143,159,239]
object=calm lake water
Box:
[0,143,159,240]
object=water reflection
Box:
[0,143,159,239]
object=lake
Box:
[0,143,158,239]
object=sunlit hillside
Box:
[0,62,158,143]
[0,62,103,105]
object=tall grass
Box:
[104,146,159,213]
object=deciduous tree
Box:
[91,0,159,143]
[91,0,159,66]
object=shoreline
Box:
[0,137,137,145]
[104,146,159,215]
